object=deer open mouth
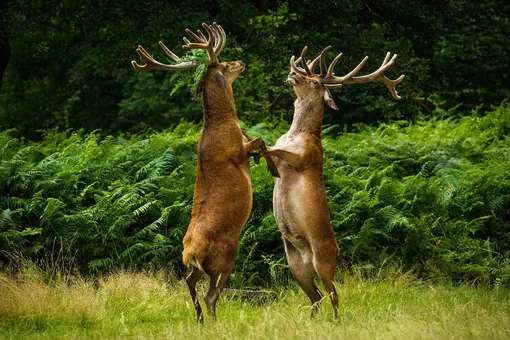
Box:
[286,73,299,85]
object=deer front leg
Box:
[242,132,280,178]
[261,146,303,169]
[242,132,261,164]
[243,137,264,152]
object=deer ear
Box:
[194,79,204,99]
[324,88,339,110]
[215,71,226,89]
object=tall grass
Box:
[0,265,509,339]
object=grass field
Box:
[1,268,509,339]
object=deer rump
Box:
[182,121,252,274]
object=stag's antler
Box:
[322,50,405,100]
[132,41,199,71]
[182,22,226,65]
[291,46,405,100]
[132,22,226,71]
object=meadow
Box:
[1,266,509,340]
[2,104,509,338]
[1,1,509,338]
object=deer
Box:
[261,46,404,318]
[132,22,278,321]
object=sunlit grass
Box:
[0,267,509,339]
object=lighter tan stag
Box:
[132,23,278,321]
[262,46,404,317]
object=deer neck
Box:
[288,97,324,136]
[202,85,237,124]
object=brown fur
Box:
[262,47,403,317]
[131,24,278,321]
[262,70,340,318]
[182,61,271,321]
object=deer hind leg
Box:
[313,247,339,318]
[283,238,323,316]
[204,268,232,321]
[186,266,204,322]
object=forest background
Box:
[0,0,509,287]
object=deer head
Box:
[131,23,244,97]
[288,46,405,110]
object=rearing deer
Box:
[132,23,278,321]
[262,46,404,317]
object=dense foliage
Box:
[1,104,509,285]
[0,0,509,286]
[1,0,509,138]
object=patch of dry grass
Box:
[0,266,509,339]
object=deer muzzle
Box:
[231,61,245,73]
[287,71,299,84]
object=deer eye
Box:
[313,80,319,85]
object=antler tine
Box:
[307,56,320,74]
[300,46,312,76]
[381,51,392,65]
[342,56,369,82]
[290,55,308,76]
[159,41,181,62]
[182,23,217,64]
[131,44,199,72]
[209,24,220,51]
[185,29,206,44]
[131,46,153,71]
[197,29,207,41]
[185,23,225,60]
[219,25,227,53]
[202,23,216,63]
[220,25,227,52]
[319,45,332,77]
[325,56,369,84]
[213,22,226,57]
[324,53,343,79]
[350,52,396,81]
[323,55,368,84]
[381,74,405,100]
[290,47,330,77]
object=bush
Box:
[1,104,510,284]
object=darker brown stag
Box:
[262,46,404,317]
[132,23,278,321]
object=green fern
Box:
[169,49,210,97]
[1,105,510,284]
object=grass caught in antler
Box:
[1,266,509,339]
